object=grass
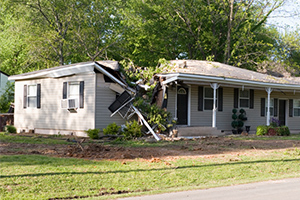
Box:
[231,134,300,141]
[2,133,300,199]
[1,150,300,200]
[0,132,71,145]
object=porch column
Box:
[265,87,273,126]
[210,83,219,128]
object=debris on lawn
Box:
[3,134,300,161]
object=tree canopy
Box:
[0,0,299,75]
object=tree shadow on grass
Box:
[1,158,300,179]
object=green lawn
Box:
[2,134,300,199]
[0,133,70,145]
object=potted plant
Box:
[231,108,247,134]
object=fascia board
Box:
[161,73,300,90]
[8,63,95,80]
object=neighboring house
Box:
[155,60,300,135]
[0,71,9,96]
[8,61,131,136]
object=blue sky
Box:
[267,0,300,32]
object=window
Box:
[265,98,274,116]
[28,85,37,108]
[24,84,41,109]
[294,99,300,116]
[68,82,80,99]
[239,89,249,108]
[204,87,217,110]
[62,81,84,109]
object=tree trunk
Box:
[224,0,234,64]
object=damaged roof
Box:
[164,60,300,85]
[8,61,120,81]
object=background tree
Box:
[0,82,14,113]
[119,0,285,69]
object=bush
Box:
[133,98,171,132]
[276,126,290,136]
[256,125,291,136]
[256,125,268,136]
[122,120,143,140]
[103,123,121,135]
[85,129,100,139]
[5,125,16,134]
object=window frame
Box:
[62,81,84,109]
[66,81,80,109]
[294,99,300,117]
[265,98,274,116]
[203,87,218,110]
[239,89,250,108]
[27,84,37,108]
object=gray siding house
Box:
[0,71,9,96]
[155,60,300,134]
[8,61,129,136]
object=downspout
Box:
[266,87,273,126]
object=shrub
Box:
[5,125,16,134]
[133,98,171,132]
[103,123,121,135]
[122,120,143,140]
[276,126,290,136]
[256,125,268,136]
[85,128,100,139]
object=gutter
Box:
[8,63,94,81]
[158,73,300,90]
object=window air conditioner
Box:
[68,98,78,109]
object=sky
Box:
[267,0,300,32]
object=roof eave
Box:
[8,63,95,81]
[159,73,300,90]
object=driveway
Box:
[118,178,300,200]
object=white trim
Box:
[175,85,190,126]
[210,83,219,128]
[9,63,94,80]
[188,85,191,126]
[27,84,37,108]
[158,73,300,91]
[175,85,178,120]
[265,87,273,126]
[239,89,250,108]
[293,99,300,117]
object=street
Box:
[119,178,300,200]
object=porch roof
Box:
[158,60,300,91]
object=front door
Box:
[177,86,188,125]
[279,100,286,126]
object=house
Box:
[154,60,300,135]
[0,70,9,96]
[8,61,133,137]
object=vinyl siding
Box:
[170,84,300,131]
[14,73,95,132]
[167,86,176,118]
[95,73,126,130]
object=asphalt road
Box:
[118,178,300,200]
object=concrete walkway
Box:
[118,178,300,200]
